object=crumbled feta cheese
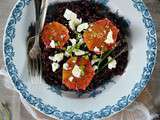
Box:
[67,46,72,50]
[50,40,56,48]
[65,51,70,57]
[69,20,76,31]
[77,23,89,32]
[77,34,84,44]
[49,53,64,62]
[93,65,98,71]
[69,38,77,46]
[64,9,77,20]
[108,56,117,70]
[104,29,114,44]
[94,47,101,53]
[64,9,82,31]
[63,63,69,70]
[69,76,74,82]
[91,58,100,65]
[72,65,81,78]
[69,18,82,31]
[65,46,72,56]
[51,62,60,72]
[78,38,84,44]
[74,49,86,56]
[49,56,53,61]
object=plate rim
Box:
[3,0,157,119]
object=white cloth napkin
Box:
[0,69,158,120]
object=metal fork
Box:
[27,0,48,76]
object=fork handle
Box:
[34,0,48,34]
[34,0,42,35]
[40,0,48,32]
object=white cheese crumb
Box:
[108,56,117,70]
[72,65,81,78]
[78,38,84,44]
[49,53,64,62]
[94,47,101,53]
[63,63,69,70]
[69,38,77,46]
[65,46,72,57]
[51,62,60,72]
[66,46,72,50]
[104,29,114,44]
[50,40,56,48]
[77,34,84,44]
[63,9,77,20]
[69,18,82,31]
[93,65,98,71]
[69,76,74,82]
[91,59,100,65]
[64,9,83,31]
[77,23,89,32]
[65,51,70,57]
[74,49,86,56]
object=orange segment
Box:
[62,57,95,91]
[83,19,119,54]
[41,21,70,48]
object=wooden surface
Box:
[0,0,160,120]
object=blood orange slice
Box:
[83,19,119,54]
[41,21,70,48]
[62,57,95,90]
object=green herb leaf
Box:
[48,34,53,40]
[93,55,98,60]
[97,41,121,71]
[55,41,60,46]
[80,65,85,76]
[72,57,77,62]
[83,54,89,60]
[76,33,82,39]
[96,46,128,74]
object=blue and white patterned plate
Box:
[3,0,157,119]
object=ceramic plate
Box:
[3,0,157,119]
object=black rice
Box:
[28,0,130,92]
